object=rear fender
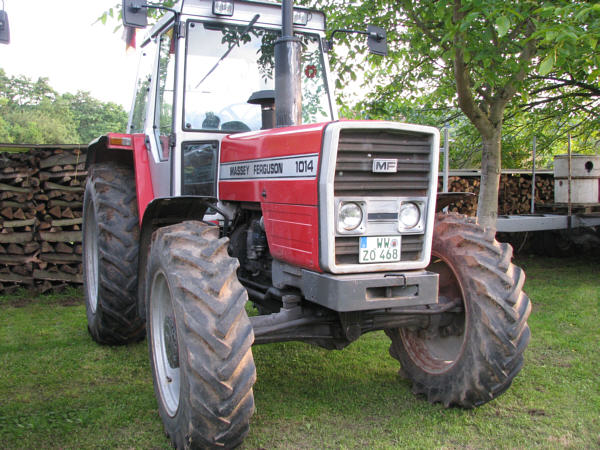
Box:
[87,133,154,224]
[86,133,134,169]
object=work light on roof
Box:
[213,0,234,16]
[293,10,309,26]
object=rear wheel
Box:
[147,221,256,449]
[386,213,531,407]
[82,162,144,345]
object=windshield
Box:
[184,21,333,132]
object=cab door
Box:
[146,23,177,198]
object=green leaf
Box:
[539,53,555,76]
[496,16,510,38]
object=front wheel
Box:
[147,221,256,449]
[386,213,531,407]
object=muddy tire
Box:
[385,213,531,407]
[83,162,144,345]
[147,221,256,449]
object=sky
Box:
[0,0,139,109]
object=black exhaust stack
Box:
[274,0,302,127]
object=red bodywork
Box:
[219,123,328,272]
[109,122,329,272]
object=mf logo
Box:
[372,158,398,173]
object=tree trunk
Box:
[477,127,502,230]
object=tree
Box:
[310,0,539,228]
[0,70,80,144]
[62,92,128,144]
[0,69,128,144]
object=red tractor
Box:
[83,0,531,448]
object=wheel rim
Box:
[151,271,181,417]
[400,253,467,374]
[83,196,99,314]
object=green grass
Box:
[1,256,599,449]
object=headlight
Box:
[399,202,420,229]
[339,202,363,231]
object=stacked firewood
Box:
[438,173,554,216]
[35,151,86,292]
[0,152,41,291]
[0,147,86,293]
[498,174,554,214]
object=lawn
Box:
[1,255,599,449]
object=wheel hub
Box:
[400,255,467,374]
[163,315,180,368]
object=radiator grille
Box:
[333,129,432,266]
[335,235,424,265]
[334,129,431,197]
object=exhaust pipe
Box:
[274,0,302,127]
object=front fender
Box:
[137,196,216,318]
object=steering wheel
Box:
[218,103,259,130]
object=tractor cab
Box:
[125,0,336,198]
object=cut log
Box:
[33,269,82,283]
[7,243,24,255]
[39,152,86,169]
[48,205,62,218]
[40,253,81,263]
[39,231,82,243]
[47,200,83,208]
[43,181,84,192]
[61,207,75,219]
[50,218,82,227]
[1,218,36,228]
[13,208,25,220]
[0,182,32,193]
[55,242,74,253]
[0,273,34,284]
[1,207,13,219]
[23,241,40,253]
[0,232,34,243]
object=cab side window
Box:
[155,28,176,160]
[129,44,155,133]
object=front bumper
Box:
[273,260,439,312]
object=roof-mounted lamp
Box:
[213,0,234,16]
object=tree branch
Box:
[489,19,537,123]
[520,92,596,110]
[452,0,493,137]
[400,0,449,51]
[530,76,600,96]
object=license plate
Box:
[359,236,401,263]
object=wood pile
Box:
[438,173,554,216]
[0,147,86,293]
[0,147,558,293]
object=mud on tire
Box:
[146,221,256,449]
[386,213,531,407]
[83,162,145,345]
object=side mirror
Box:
[122,0,148,28]
[0,10,10,45]
[367,25,387,56]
